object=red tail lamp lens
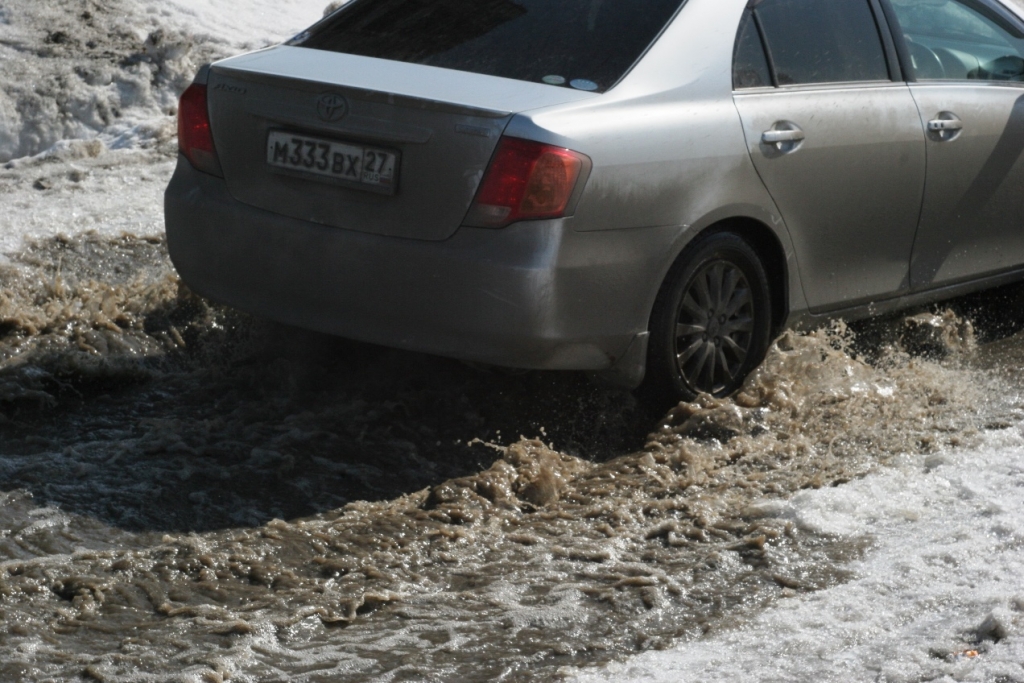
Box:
[178,83,223,177]
[465,137,587,228]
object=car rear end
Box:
[165,0,689,379]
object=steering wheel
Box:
[905,39,945,79]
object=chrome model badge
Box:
[316,93,348,122]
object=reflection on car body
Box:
[165,0,1024,400]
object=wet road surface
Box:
[1,234,1023,681]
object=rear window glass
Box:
[733,10,772,88]
[291,0,686,93]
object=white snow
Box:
[138,0,333,51]
[570,428,1024,683]
[0,151,174,259]
[0,0,329,258]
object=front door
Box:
[732,0,927,310]
[887,0,1024,289]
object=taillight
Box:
[464,137,588,228]
[178,83,223,177]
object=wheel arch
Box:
[711,217,789,339]
[599,211,799,391]
[651,216,791,339]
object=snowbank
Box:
[0,0,329,257]
[0,0,328,164]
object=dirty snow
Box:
[0,0,328,257]
[571,427,1024,682]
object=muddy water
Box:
[1,235,1022,682]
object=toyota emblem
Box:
[316,93,348,122]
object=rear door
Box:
[886,0,1024,288]
[732,0,927,310]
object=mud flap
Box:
[591,331,649,389]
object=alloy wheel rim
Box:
[674,259,755,395]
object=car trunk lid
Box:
[206,46,597,241]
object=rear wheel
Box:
[645,232,772,402]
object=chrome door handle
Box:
[927,112,963,142]
[761,123,806,153]
[761,129,806,144]
[927,119,963,131]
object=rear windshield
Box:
[290,0,686,93]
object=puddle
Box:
[0,235,1020,681]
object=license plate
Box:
[266,131,398,192]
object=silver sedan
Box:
[165,0,1024,400]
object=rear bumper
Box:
[165,157,676,378]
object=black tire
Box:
[644,231,773,402]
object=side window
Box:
[889,0,1024,81]
[734,10,772,88]
[755,0,890,85]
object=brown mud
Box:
[1,235,1023,682]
